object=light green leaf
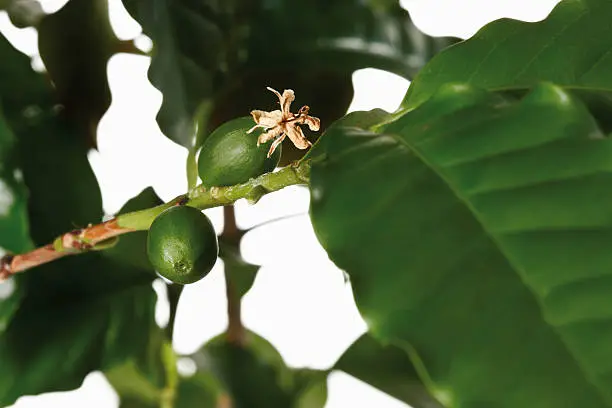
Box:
[310,83,612,407]
[403,0,612,109]
[106,360,163,407]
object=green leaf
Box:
[0,33,51,122]
[335,334,443,408]
[106,360,164,407]
[17,109,103,244]
[106,337,172,408]
[219,241,259,300]
[310,83,612,407]
[174,373,221,408]
[0,188,158,405]
[403,0,612,109]
[291,369,328,408]
[201,334,293,408]
[0,0,44,27]
[193,331,327,408]
[305,108,393,162]
[121,0,221,148]
[122,0,455,148]
[0,27,161,406]
[38,0,121,147]
[0,258,157,406]
[0,110,33,254]
[0,281,21,335]
[0,108,33,339]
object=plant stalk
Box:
[0,161,310,281]
[222,205,246,346]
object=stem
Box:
[165,284,183,340]
[223,206,246,346]
[0,161,311,281]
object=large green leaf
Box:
[0,187,158,405]
[0,267,156,406]
[403,0,612,109]
[122,0,454,148]
[310,83,612,407]
[335,334,443,408]
[17,109,102,244]
[38,0,121,147]
[0,35,164,403]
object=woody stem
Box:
[0,160,311,281]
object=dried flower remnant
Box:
[248,87,321,158]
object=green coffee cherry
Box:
[197,117,281,187]
[146,206,218,284]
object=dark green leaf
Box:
[0,151,158,405]
[122,0,455,149]
[0,108,33,339]
[305,108,393,162]
[335,334,443,408]
[0,35,43,347]
[0,257,157,406]
[38,0,121,147]
[0,0,44,27]
[193,330,327,408]
[17,109,102,244]
[0,33,51,122]
[310,83,612,407]
[0,110,33,253]
[403,0,612,109]
[219,241,259,300]
[121,0,221,147]
[201,334,293,408]
[0,280,21,336]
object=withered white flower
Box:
[248,87,321,158]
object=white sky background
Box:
[0,1,561,407]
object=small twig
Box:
[0,218,131,280]
[223,206,246,346]
[165,284,183,340]
[0,161,311,281]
